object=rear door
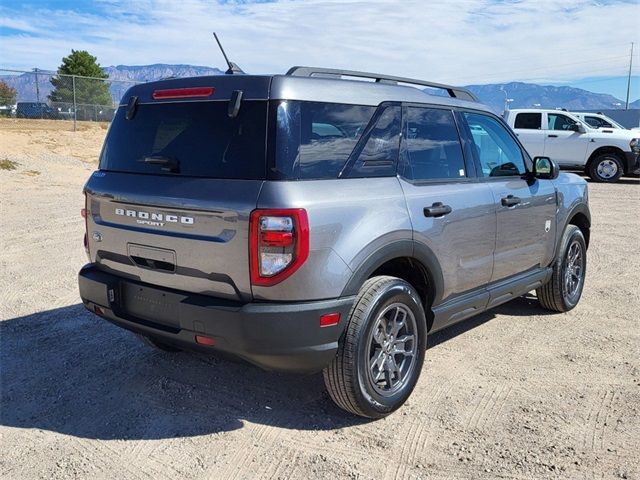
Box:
[543,112,589,166]
[462,111,557,282]
[399,105,496,304]
[85,77,271,302]
[511,111,546,157]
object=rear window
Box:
[270,101,377,179]
[100,100,267,179]
[514,112,541,129]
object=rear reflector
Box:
[94,305,105,316]
[152,87,214,100]
[320,313,340,327]
[80,208,87,218]
[195,335,216,346]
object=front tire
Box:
[536,225,587,312]
[588,154,624,182]
[323,276,427,419]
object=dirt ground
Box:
[1,118,639,480]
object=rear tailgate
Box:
[85,75,272,302]
[85,174,261,301]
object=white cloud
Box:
[0,0,637,86]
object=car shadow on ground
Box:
[1,297,550,441]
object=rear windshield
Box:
[100,100,267,179]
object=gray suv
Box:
[78,67,590,418]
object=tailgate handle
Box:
[128,244,176,273]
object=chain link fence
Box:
[0,68,139,130]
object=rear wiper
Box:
[140,156,180,173]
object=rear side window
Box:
[271,101,376,179]
[401,107,466,181]
[514,113,542,129]
[345,104,401,178]
[100,101,267,179]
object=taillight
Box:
[250,209,309,286]
[83,194,90,260]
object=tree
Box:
[0,80,17,107]
[49,50,112,106]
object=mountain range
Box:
[1,63,638,113]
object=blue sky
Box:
[1,0,638,100]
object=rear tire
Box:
[135,333,182,352]
[587,154,624,182]
[536,225,586,312]
[323,276,427,419]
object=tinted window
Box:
[272,101,376,179]
[402,107,466,181]
[514,112,542,129]
[464,112,526,177]
[585,116,612,128]
[548,113,579,131]
[100,101,267,179]
[346,105,401,177]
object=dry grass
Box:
[0,158,19,170]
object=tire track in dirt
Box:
[384,380,456,480]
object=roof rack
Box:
[286,66,478,102]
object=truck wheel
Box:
[135,333,182,352]
[536,225,586,312]
[323,276,427,418]
[588,154,624,182]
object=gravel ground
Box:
[1,119,639,480]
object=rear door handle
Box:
[423,202,452,218]
[547,134,558,138]
[501,195,521,207]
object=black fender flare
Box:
[340,240,445,306]
[554,203,591,260]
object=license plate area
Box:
[127,244,176,273]
[121,282,180,329]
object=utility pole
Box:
[33,68,41,118]
[625,42,634,110]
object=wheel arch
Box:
[554,203,591,261]
[340,240,444,332]
[586,146,626,169]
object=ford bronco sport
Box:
[79,67,590,418]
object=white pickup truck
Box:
[505,109,640,182]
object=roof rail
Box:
[286,66,478,102]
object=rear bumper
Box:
[623,151,640,174]
[78,265,354,373]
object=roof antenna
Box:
[213,32,245,75]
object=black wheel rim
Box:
[563,240,584,302]
[366,303,418,397]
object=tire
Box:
[135,333,182,352]
[536,225,587,312]
[323,276,427,419]
[587,153,624,182]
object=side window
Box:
[514,113,542,129]
[401,107,466,181]
[464,112,527,177]
[585,116,611,128]
[548,113,578,131]
[347,105,401,177]
[272,101,376,180]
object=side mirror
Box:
[568,123,586,133]
[533,156,560,180]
